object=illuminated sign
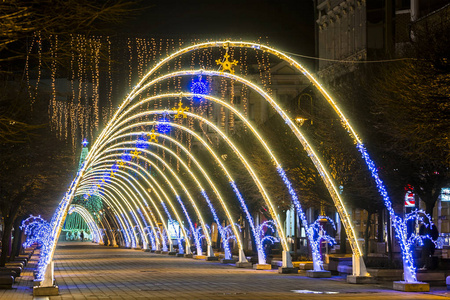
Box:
[404,191,415,207]
[442,188,450,202]
[167,220,180,240]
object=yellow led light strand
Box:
[101,117,283,251]
[79,173,150,248]
[94,141,211,248]
[68,205,103,244]
[87,156,190,245]
[125,69,361,256]
[104,138,243,250]
[76,185,134,247]
[104,108,288,251]
[80,168,166,249]
[80,189,139,248]
[79,171,162,249]
[88,150,195,250]
[86,147,196,249]
[125,40,358,144]
[78,177,144,247]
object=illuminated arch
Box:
[66,204,103,244]
[38,41,391,283]
[83,156,192,254]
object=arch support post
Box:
[278,251,296,274]
[206,245,219,261]
[33,261,59,296]
[235,249,252,268]
[184,243,193,258]
[347,254,374,283]
[143,242,150,252]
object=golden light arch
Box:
[66,204,103,244]
[94,67,364,272]
[78,173,151,249]
[38,40,381,284]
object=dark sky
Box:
[127,0,315,56]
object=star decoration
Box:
[131,149,141,159]
[172,102,189,119]
[216,52,238,74]
[118,161,126,168]
[147,128,160,143]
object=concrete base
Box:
[184,254,193,258]
[220,258,237,264]
[161,251,169,254]
[150,250,156,253]
[155,250,162,254]
[306,270,331,278]
[236,262,253,268]
[133,247,141,250]
[347,275,376,284]
[194,255,206,260]
[33,286,59,296]
[278,267,297,274]
[168,251,177,256]
[393,281,430,292]
[293,261,313,270]
[205,256,219,261]
[254,264,272,270]
[143,249,151,252]
[176,253,184,257]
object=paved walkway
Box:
[1,242,449,299]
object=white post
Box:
[352,254,369,276]
[238,249,248,263]
[282,250,293,268]
[185,243,191,255]
[169,243,174,252]
[41,261,55,287]
[207,245,214,257]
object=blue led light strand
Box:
[176,195,202,254]
[230,181,266,264]
[200,190,231,259]
[276,166,324,271]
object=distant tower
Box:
[78,138,89,169]
[73,138,103,218]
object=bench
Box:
[0,276,14,289]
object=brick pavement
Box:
[1,242,449,299]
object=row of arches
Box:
[37,41,412,285]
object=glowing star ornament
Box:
[147,128,160,142]
[172,102,189,119]
[82,138,89,147]
[190,75,208,100]
[131,149,142,159]
[216,52,238,74]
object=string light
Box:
[39,40,405,284]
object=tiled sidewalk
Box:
[1,242,449,299]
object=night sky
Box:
[127,0,315,56]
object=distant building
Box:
[315,0,449,82]
[314,0,450,252]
